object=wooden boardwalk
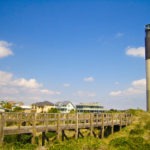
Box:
[0,112,132,145]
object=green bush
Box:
[46,131,56,138]
[48,137,105,150]
[2,142,37,150]
[4,135,18,143]
[109,137,132,149]
[19,134,32,144]
[129,128,144,135]
[22,143,37,150]
[127,109,143,115]
[142,143,150,150]
[144,120,150,130]
[109,136,149,150]
[129,137,144,149]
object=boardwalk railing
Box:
[0,112,132,145]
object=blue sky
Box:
[0,0,149,110]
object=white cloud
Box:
[132,78,146,87]
[76,90,96,97]
[0,87,19,95]
[13,78,42,89]
[63,83,70,87]
[40,89,61,95]
[109,78,146,97]
[84,76,95,82]
[110,91,122,96]
[0,70,61,103]
[0,40,13,58]
[0,71,13,86]
[126,46,145,58]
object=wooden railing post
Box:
[57,113,60,140]
[101,113,104,138]
[44,113,48,132]
[32,112,37,144]
[111,114,114,134]
[0,113,4,146]
[90,113,93,136]
[125,113,127,126]
[18,113,22,129]
[75,113,78,139]
[66,113,69,127]
[119,113,122,130]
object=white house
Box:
[76,102,105,113]
[0,107,5,112]
[55,101,75,113]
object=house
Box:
[0,107,5,112]
[32,101,55,113]
[21,105,32,113]
[55,101,75,113]
[76,102,105,113]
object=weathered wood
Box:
[78,129,84,138]
[56,113,60,140]
[62,130,68,141]
[42,132,49,146]
[0,112,132,145]
[92,130,97,138]
[111,114,114,134]
[119,114,122,130]
[75,113,78,139]
[32,113,37,144]
[0,113,4,146]
[101,113,104,138]
[42,132,45,146]
[44,113,48,132]
[90,113,93,136]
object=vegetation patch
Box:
[1,110,150,150]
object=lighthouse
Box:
[145,24,150,112]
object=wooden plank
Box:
[75,113,78,139]
[32,113,37,144]
[56,113,60,140]
[0,112,132,144]
[111,114,114,134]
[90,113,93,136]
[0,113,4,145]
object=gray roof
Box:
[32,101,54,106]
[55,101,74,107]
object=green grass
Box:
[1,109,150,150]
[46,109,150,150]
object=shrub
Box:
[144,120,150,130]
[142,143,150,150]
[128,136,144,149]
[109,137,132,149]
[47,137,105,150]
[22,143,37,150]
[19,134,32,144]
[4,135,18,143]
[109,136,149,150]
[46,131,56,138]
[129,128,144,135]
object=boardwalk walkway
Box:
[0,112,132,145]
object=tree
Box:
[3,102,12,110]
[48,108,60,113]
[69,109,76,114]
[13,106,23,112]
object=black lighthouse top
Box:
[145,24,150,31]
[145,24,150,59]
